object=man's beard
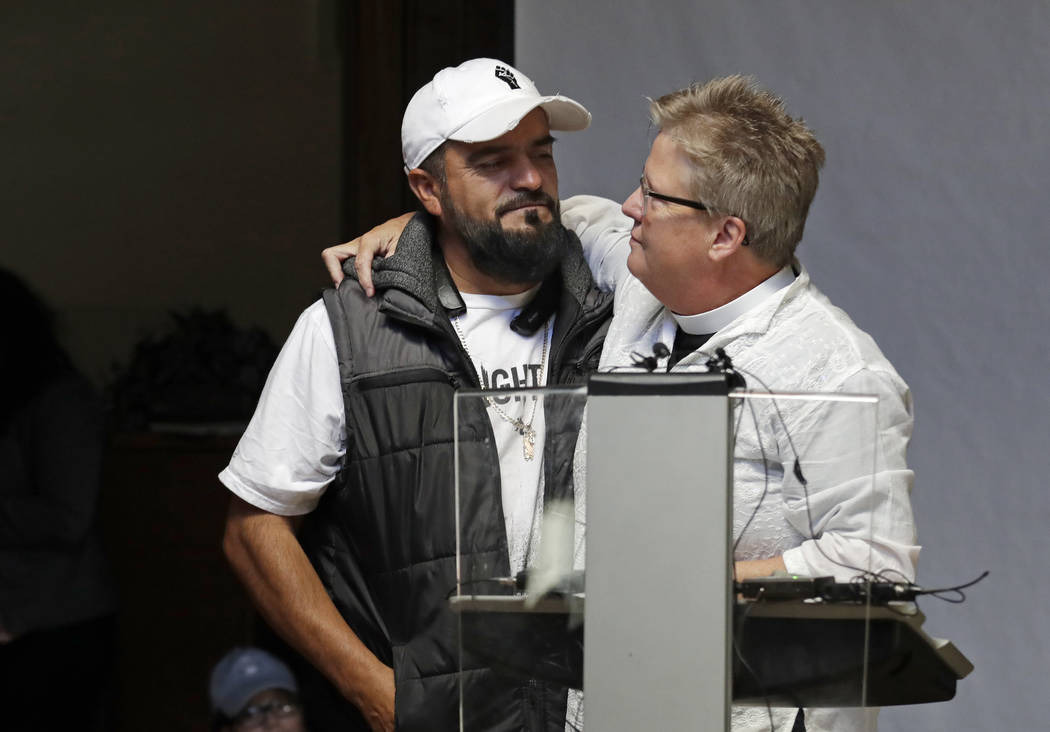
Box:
[442,191,566,284]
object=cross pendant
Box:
[522,424,536,461]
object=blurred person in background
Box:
[210,647,307,732]
[0,268,117,731]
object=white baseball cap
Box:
[401,58,591,171]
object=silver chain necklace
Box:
[450,314,551,461]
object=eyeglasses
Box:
[639,176,709,217]
[638,175,750,246]
[233,701,302,730]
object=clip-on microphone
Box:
[630,342,670,372]
[705,347,747,390]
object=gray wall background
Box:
[518,2,1048,730]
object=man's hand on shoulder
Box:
[322,212,415,295]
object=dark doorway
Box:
[340,1,515,237]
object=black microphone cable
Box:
[709,349,905,586]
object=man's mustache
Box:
[495,193,557,216]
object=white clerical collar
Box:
[673,266,796,335]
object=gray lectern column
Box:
[584,373,732,731]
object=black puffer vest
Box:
[296,214,611,731]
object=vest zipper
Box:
[353,366,459,391]
[380,306,481,388]
[575,332,606,373]
[554,298,613,378]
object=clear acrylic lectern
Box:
[449,373,971,732]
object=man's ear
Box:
[407,169,444,217]
[708,215,748,261]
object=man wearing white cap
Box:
[220,58,610,732]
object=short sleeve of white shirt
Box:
[219,300,345,516]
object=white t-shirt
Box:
[453,289,552,574]
[219,291,552,575]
